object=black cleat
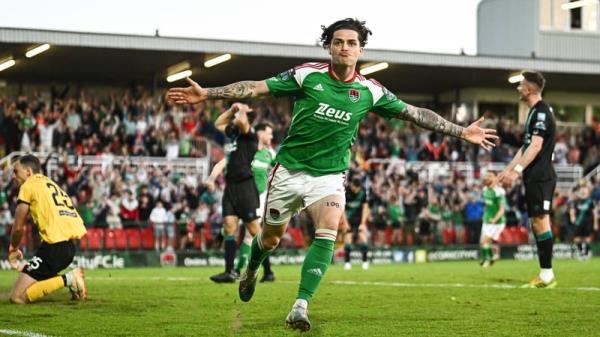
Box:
[260,273,276,283]
[238,269,258,302]
[209,271,237,283]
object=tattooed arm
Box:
[167,78,269,104]
[397,104,498,149]
[206,81,269,100]
[397,104,464,139]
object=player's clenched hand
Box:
[231,102,252,114]
[8,245,23,271]
[462,117,498,151]
[497,170,518,189]
[167,77,205,104]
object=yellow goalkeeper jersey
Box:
[17,174,86,244]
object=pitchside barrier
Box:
[0,244,598,270]
[0,148,212,182]
[0,153,583,191]
[366,158,583,190]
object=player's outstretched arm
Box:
[167,78,270,104]
[397,104,498,150]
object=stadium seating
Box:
[288,227,305,249]
[104,229,128,250]
[141,227,155,250]
[79,234,88,250]
[442,227,456,245]
[87,228,104,250]
[125,228,142,250]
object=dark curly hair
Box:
[320,18,372,48]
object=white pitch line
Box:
[0,329,54,337]
[332,280,517,289]
[331,280,600,292]
[86,276,600,291]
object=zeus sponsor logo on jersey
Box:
[314,103,352,124]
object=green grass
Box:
[1,259,599,337]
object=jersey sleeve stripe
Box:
[294,62,328,70]
[361,79,385,105]
[293,63,329,87]
[17,199,30,205]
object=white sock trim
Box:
[65,272,73,287]
[315,228,337,242]
[539,268,554,283]
[294,299,308,310]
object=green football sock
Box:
[360,243,368,262]
[485,247,494,261]
[297,229,336,302]
[235,241,252,273]
[247,233,272,272]
[480,247,487,261]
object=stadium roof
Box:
[1,27,599,94]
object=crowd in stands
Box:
[0,87,599,253]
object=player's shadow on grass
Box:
[490,277,523,285]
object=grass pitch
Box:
[0,259,599,337]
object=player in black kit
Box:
[341,177,370,270]
[498,70,557,288]
[207,103,272,283]
[569,183,598,260]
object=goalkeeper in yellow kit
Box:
[7,154,87,304]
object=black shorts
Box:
[418,220,432,236]
[23,240,76,281]
[346,216,366,233]
[524,180,556,217]
[574,222,593,238]
[222,178,260,222]
[389,220,402,229]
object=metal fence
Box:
[367,159,583,190]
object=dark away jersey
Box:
[224,124,258,183]
[345,187,368,223]
[523,100,556,182]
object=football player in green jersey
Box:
[169,18,498,331]
[480,171,507,267]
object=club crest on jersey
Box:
[348,89,360,103]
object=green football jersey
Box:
[266,63,407,176]
[252,147,276,194]
[482,186,507,224]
